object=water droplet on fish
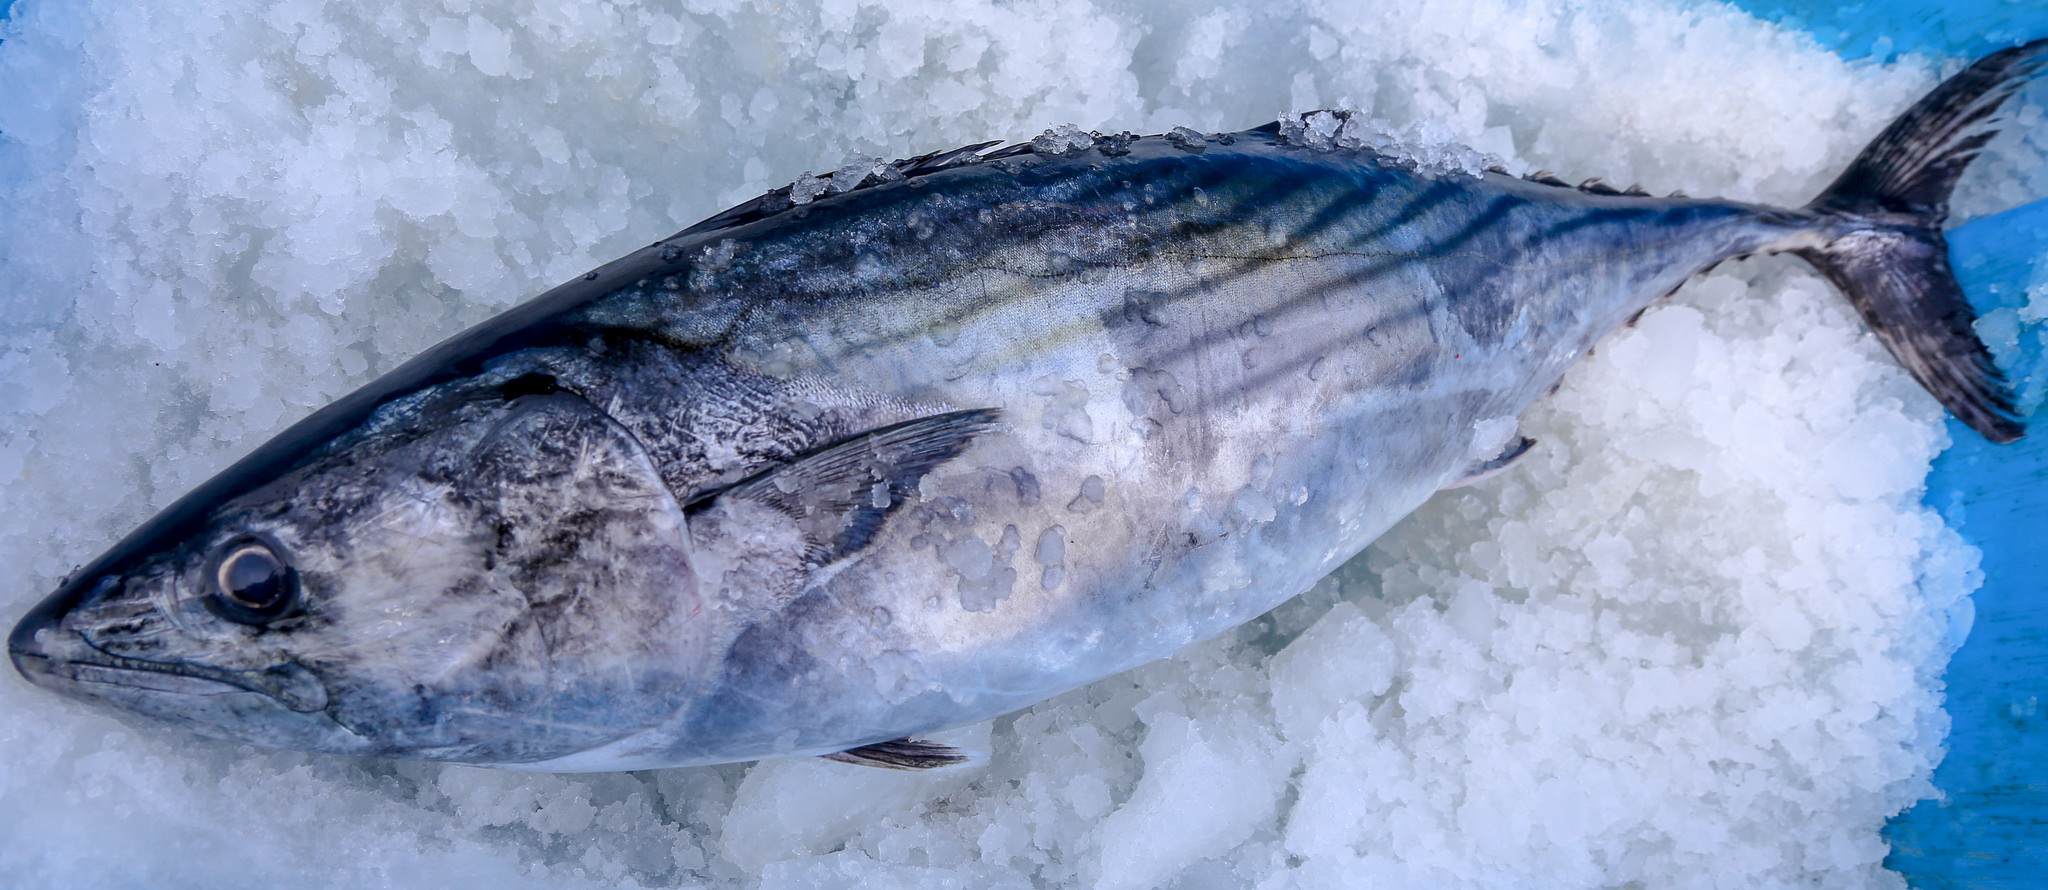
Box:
[1008,467,1041,505]
[942,537,994,580]
[697,239,740,271]
[1066,475,1104,513]
[1035,526,1067,566]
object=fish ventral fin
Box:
[1798,38,2048,444]
[694,408,1003,565]
[1443,436,1536,490]
[822,738,974,770]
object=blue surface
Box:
[1881,203,2048,887]
[1735,0,2048,62]
[1733,0,2048,884]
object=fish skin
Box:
[0,119,1992,769]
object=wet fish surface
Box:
[9,42,2042,771]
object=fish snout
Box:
[8,616,57,686]
[8,573,114,686]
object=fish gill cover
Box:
[0,0,2043,888]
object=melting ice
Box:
[2,0,2043,887]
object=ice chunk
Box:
[1164,125,1208,152]
[1279,109,1495,177]
[826,154,900,195]
[788,173,829,205]
[464,15,512,78]
[1030,123,1097,156]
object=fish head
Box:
[10,364,709,765]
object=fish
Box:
[8,41,2041,772]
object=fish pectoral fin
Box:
[692,408,1002,565]
[1443,435,1536,490]
[822,738,975,770]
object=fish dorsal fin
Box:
[1443,435,1536,490]
[672,141,1005,239]
[822,738,974,770]
[692,408,1001,565]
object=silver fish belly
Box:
[10,42,2040,770]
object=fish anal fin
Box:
[1444,435,1536,490]
[822,738,974,770]
[701,408,1002,565]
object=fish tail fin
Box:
[1795,39,2048,444]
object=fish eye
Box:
[207,539,299,624]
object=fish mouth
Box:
[10,616,329,714]
[8,570,103,680]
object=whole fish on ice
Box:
[9,43,2041,770]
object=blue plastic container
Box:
[1732,2,2048,885]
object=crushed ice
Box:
[1030,123,1098,156]
[786,154,906,205]
[1164,126,1208,152]
[787,173,830,205]
[828,154,902,194]
[1279,108,1498,177]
